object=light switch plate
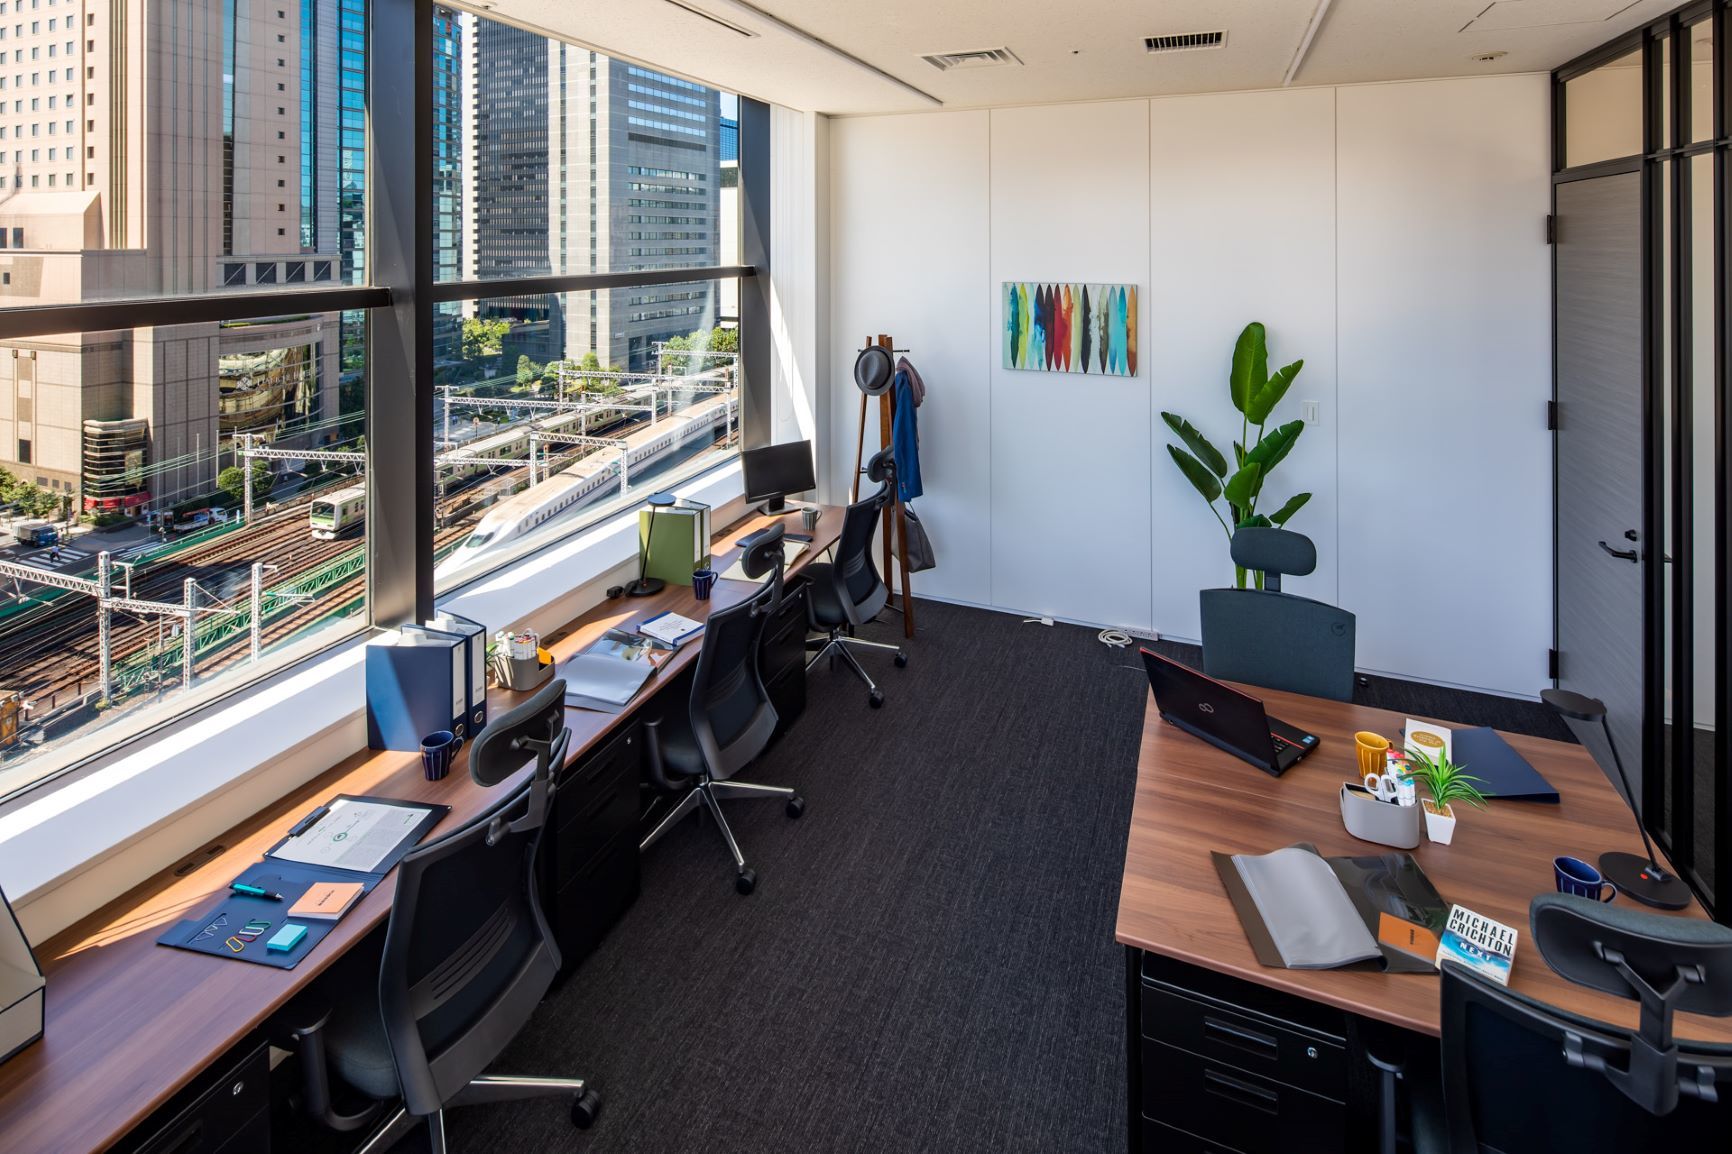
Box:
[1301,399,1320,423]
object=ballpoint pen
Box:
[230,882,286,901]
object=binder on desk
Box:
[430,612,487,737]
[366,627,466,751]
[640,499,712,585]
[157,795,446,970]
[0,880,42,1065]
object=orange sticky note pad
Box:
[287,881,365,921]
[1377,912,1440,961]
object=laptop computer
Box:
[1139,649,1319,777]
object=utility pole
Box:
[241,434,254,525]
[441,385,451,446]
[182,579,196,690]
[250,563,264,661]
[96,552,111,702]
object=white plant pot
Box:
[1423,801,1457,845]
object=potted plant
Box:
[1405,747,1488,845]
[1160,322,1313,589]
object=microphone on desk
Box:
[1540,687,1691,910]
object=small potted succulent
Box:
[1405,747,1487,845]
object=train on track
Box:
[309,486,367,540]
[435,393,735,584]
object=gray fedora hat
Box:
[853,345,894,396]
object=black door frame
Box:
[1555,0,1729,918]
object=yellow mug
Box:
[1354,730,1391,777]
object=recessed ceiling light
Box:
[1469,50,1509,64]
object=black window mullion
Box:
[1670,17,1697,876]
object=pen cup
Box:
[421,730,458,782]
[801,507,820,533]
[692,568,716,601]
[1354,731,1391,778]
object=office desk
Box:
[0,503,840,1154]
[1117,685,1732,1152]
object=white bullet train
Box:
[435,393,735,583]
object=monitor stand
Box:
[758,495,787,515]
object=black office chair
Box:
[1425,893,1732,1152]
[1198,527,1355,701]
[640,524,805,896]
[804,449,908,708]
[273,680,600,1153]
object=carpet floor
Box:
[344,599,1571,1153]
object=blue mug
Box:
[1554,855,1616,903]
[421,730,458,782]
[692,569,717,601]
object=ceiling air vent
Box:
[1144,30,1227,54]
[920,47,1023,72]
[662,0,757,38]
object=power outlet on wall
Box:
[1301,399,1320,423]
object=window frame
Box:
[0,0,767,805]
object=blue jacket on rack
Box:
[891,369,923,503]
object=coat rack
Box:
[853,334,915,639]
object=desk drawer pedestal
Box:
[544,722,642,972]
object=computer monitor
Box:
[741,441,817,513]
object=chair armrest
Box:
[642,717,679,793]
[268,990,387,1133]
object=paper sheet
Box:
[268,798,434,874]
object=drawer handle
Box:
[1204,1068,1279,1115]
[1202,1015,1279,1060]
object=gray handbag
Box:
[901,504,936,572]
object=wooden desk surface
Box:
[1117,685,1732,1044]
[0,504,840,1154]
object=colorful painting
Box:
[1002,282,1137,376]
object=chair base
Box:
[806,627,907,706]
[639,775,802,894]
[355,1074,598,1154]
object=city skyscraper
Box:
[463,15,722,371]
[0,0,459,511]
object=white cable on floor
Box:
[1097,628,1133,649]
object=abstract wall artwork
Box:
[1002,282,1138,376]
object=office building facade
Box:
[465,17,721,371]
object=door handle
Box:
[1598,540,1639,562]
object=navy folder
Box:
[366,627,467,751]
[1450,727,1560,803]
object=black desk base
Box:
[1125,948,1439,1154]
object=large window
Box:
[431,10,746,594]
[0,0,757,800]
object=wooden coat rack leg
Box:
[856,333,915,639]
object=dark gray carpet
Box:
[332,600,1573,1153]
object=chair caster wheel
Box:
[894,650,908,668]
[868,690,884,709]
[571,1089,601,1129]
[736,868,757,895]
[786,795,805,819]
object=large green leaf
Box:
[1223,462,1263,509]
[1237,513,1273,529]
[1166,445,1222,503]
[1268,492,1312,526]
[1230,322,1267,415]
[1161,412,1227,477]
[1246,358,1304,425]
[1243,420,1304,474]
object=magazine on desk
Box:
[1213,843,1451,972]
[559,629,667,713]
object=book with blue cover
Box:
[1435,904,1519,986]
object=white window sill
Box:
[0,461,746,943]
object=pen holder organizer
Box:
[1339,784,1424,849]
[498,653,553,692]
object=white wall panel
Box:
[827,111,992,606]
[1337,76,1552,694]
[1148,88,1338,642]
[988,100,1153,629]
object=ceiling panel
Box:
[481,0,1681,116]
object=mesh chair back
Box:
[1199,587,1355,701]
[832,451,893,625]
[1440,964,1732,1152]
[689,528,783,780]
